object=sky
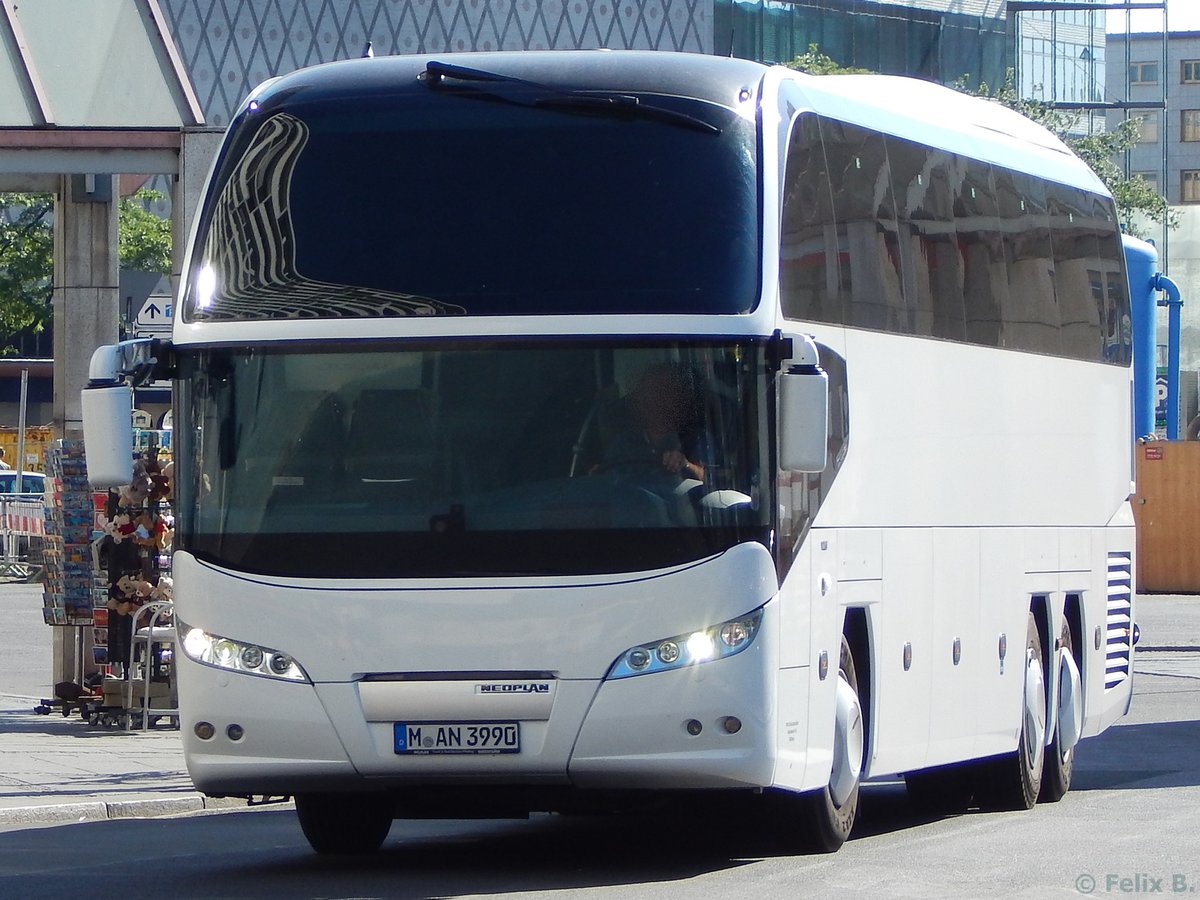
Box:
[1107,0,1200,33]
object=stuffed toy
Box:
[131,511,169,549]
[102,512,137,543]
[118,458,156,507]
[150,576,174,603]
[108,576,142,616]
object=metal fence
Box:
[0,494,44,579]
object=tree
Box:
[0,194,54,349]
[783,44,871,77]
[0,186,172,355]
[117,188,173,275]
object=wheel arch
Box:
[1029,594,1054,744]
[842,607,873,777]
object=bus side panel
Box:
[773,539,813,789]
[794,530,846,791]
[925,528,982,766]
[861,529,932,777]
[972,528,1026,760]
[1082,521,1136,737]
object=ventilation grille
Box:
[1106,552,1133,690]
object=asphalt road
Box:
[1,579,1198,899]
[0,678,1196,900]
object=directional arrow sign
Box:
[135,295,173,334]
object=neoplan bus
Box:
[82,51,1135,855]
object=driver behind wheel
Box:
[595,362,712,481]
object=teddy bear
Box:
[159,461,174,501]
[130,510,167,549]
[107,575,144,616]
[150,576,173,604]
[102,512,137,543]
[117,457,156,508]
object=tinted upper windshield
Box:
[184,90,759,320]
[175,341,771,577]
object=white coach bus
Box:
[83,51,1136,855]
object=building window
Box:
[1132,171,1159,188]
[1183,171,1200,203]
[1184,60,1200,83]
[1129,61,1159,84]
[1185,111,1200,142]
[1136,112,1159,143]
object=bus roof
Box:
[249,49,765,115]
[244,49,1106,197]
[779,69,1106,196]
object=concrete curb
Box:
[0,795,278,827]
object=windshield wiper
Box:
[420,60,722,135]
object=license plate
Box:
[394,722,520,755]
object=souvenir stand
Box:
[91,429,177,729]
[35,439,105,718]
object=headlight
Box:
[607,608,764,680]
[179,622,310,682]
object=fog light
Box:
[719,621,751,648]
[721,716,742,734]
[194,721,215,740]
[685,719,703,736]
[226,724,245,741]
[240,646,264,669]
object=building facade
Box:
[715,0,1008,87]
[1012,2,1107,137]
[155,0,1015,128]
[1106,31,1200,386]
[1107,31,1200,206]
[158,0,716,127]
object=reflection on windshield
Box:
[177,342,770,578]
[184,95,757,320]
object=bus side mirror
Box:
[779,334,828,473]
[80,342,145,487]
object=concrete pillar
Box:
[171,128,224,295]
[51,173,119,685]
[52,173,119,438]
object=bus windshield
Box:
[175,341,772,577]
[183,89,759,320]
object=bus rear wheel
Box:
[978,612,1045,811]
[798,635,864,852]
[295,791,394,855]
[1040,620,1080,803]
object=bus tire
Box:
[1039,621,1077,803]
[295,792,394,855]
[799,635,863,852]
[978,612,1046,811]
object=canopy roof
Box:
[0,0,202,181]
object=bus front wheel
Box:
[798,635,864,852]
[295,791,394,855]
